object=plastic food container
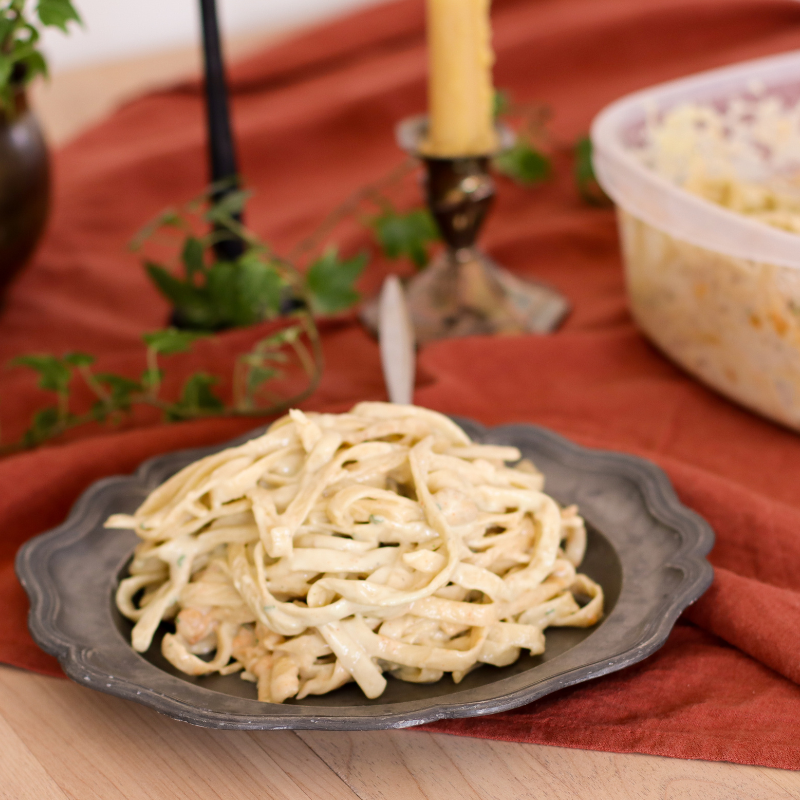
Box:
[591,52,800,432]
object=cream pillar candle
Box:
[425,0,497,157]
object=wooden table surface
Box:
[2,665,798,799]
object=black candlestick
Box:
[199,0,244,260]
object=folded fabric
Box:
[3,0,800,770]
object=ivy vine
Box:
[2,91,605,456]
[0,0,80,114]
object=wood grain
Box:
[1,667,798,799]
[0,708,70,800]
[296,729,800,800]
[0,668,357,800]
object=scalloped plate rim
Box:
[15,418,715,730]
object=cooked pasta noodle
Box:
[107,403,603,703]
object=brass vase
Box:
[0,90,50,296]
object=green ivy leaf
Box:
[172,373,224,417]
[0,55,13,89]
[0,86,12,115]
[159,210,184,228]
[63,351,95,367]
[142,328,207,356]
[204,190,252,224]
[37,0,81,31]
[13,354,72,393]
[181,237,206,279]
[574,136,594,190]
[493,140,551,185]
[0,18,16,45]
[144,262,217,329]
[236,251,283,321]
[574,135,611,205]
[371,208,439,269]
[493,89,512,119]
[246,365,278,396]
[306,248,367,315]
[203,254,283,328]
[22,407,60,447]
[130,208,187,252]
[10,24,41,63]
[140,367,164,391]
[95,373,142,410]
[18,50,48,83]
[204,261,244,326]
[257,325,302,349]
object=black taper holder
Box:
[199,0,244,261]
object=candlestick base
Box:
[361,115,570,345]
[362,248,569,344]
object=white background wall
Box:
[40,0,386,72]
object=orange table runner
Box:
[3,0,800,769]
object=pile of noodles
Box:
[108,403,603,703]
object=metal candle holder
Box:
[364,116,569,344]
[169,0,243,330]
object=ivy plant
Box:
[2,88,606,455]
[0,0,81,114]
[369,207,439,270]
[7,320,321,452]
[134,188,368,332]
[574,136,611,205]
[491,89,552,186]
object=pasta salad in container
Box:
[592,52,800,431]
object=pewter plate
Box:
[16,420,714,730]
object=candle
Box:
[425,0,498,157]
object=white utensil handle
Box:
[378,275,416,405]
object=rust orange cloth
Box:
[3,0,800,769]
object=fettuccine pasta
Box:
[108,403,603,703]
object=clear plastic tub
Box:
[591,52,800,431]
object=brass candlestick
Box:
[363,116,569,344]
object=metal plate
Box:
[16,419,714,730]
